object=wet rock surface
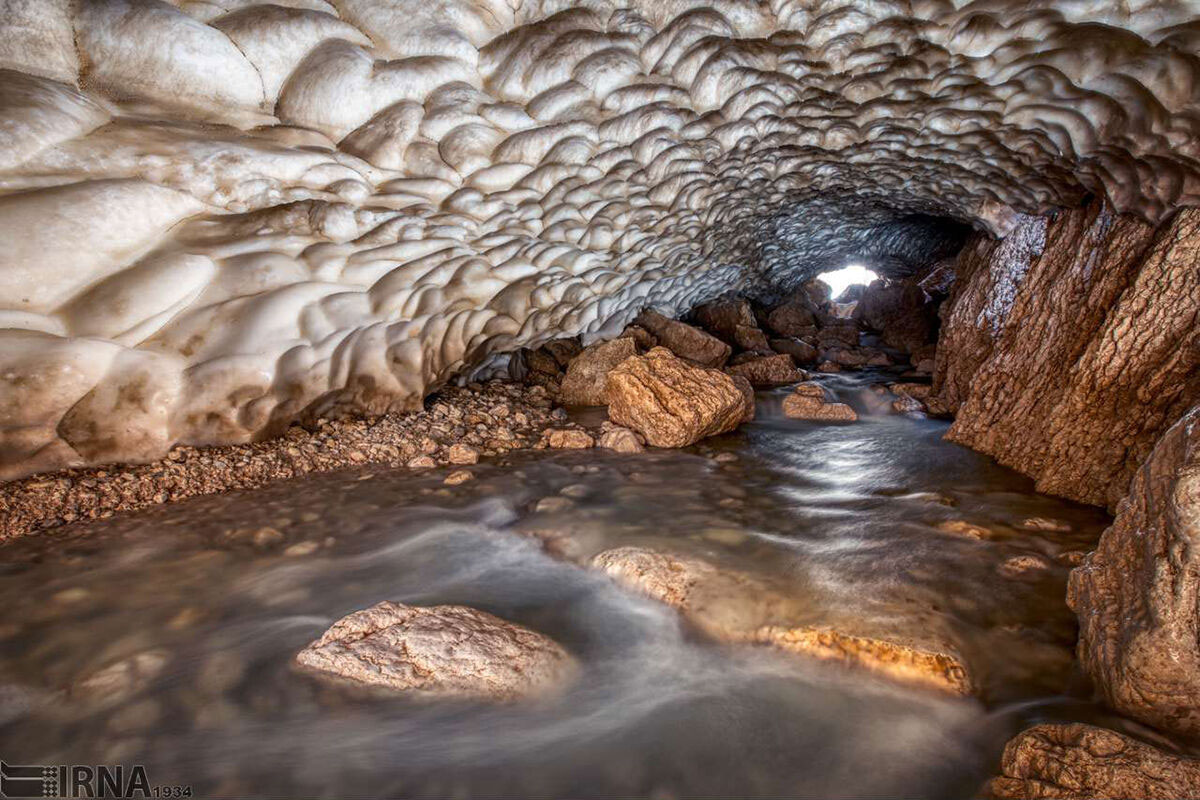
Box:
[1069,406,1200,738]
[295,601,576,701]
[989,723,1200,800]
[933,198,1200,508]
[593,546,971,696]
[605,348,750,448]
[782,383,858,422]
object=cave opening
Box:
[815,265,879,301]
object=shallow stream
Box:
[0,371,1115,798]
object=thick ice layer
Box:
[1,0,1199,475]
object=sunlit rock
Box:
[593,546,971,695]
[295,601,577,700]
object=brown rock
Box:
[854,279,935,352]
[592,547,970,695]
[558,338,638,406]
[988,723,1200,799]
[295,602,576,700]
[935,520,990,539]
[765,298,818,337]
[891,395,926,415]
[605,347,750,448]
[446,443,479,465]
[725,354,805,387]
[733,324,772,353]
[817,360,842,373]
[618,324,657,351]
[444,469,474,485]
[932,199,1200,509]
[782,383,857,421]
[692,299,757,343]
[596,425,644,453]
[730,375,756,423]
[541,428,595,449]
[1069,405,1200,738]
[635,311,731,368]
[770,338,818,364]
[889,382,932,401]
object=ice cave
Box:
[0,0,1198,797]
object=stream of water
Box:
[0,371,1114,798]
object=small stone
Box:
[998,553,1053,578]
[284,541,320,557]
[560,483,590,498]
[444,470,474,485]
[817,360,842,373]
[252,527,285,549]
[535,496,574,513]
[541,428,595,449]
[935,520,990,539]
[782,383,857,421]
[1020,517,1072,532]
[446,444,480,465]
[407,455,436,469]
[596,426,644,453]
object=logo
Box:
[1,762,191,798]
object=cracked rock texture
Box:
[931,198,1200,508]
[1069,406,1200,740]
[3,0,1200,476]
[295,601,577,700]
[988,723,1200,799]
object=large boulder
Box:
[634,310,730,368]
[692,298,756,344]
[725,353,805,386]
[558,337,638,406]
[854,279,934,352]
[782,382,858,421]
[765,296,818,337]
[593,547,970,695]
[989,723,1200,799]
[770,337,818,364]
[1069,406,1200,738]
[295,602,576,701]
[605,347,750,447]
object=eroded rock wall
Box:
[3,1,1200,477]
[932,199,1200,508]
[1068,406,1200,740]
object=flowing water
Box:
[0,371,1114,798]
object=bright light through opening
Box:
[817,264,878,299]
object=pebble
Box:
[284,541,320,557]
[444,470,474,485]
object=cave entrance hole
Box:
[816,264,878,300]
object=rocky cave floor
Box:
[2,278,1199,798]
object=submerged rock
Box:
[295,602,576,701]
[1069,405,1200,739]
[606,348,750,448]
[558,338,638,407]
[592,546,971,695]
[782,383,857,422]
[989,723,1200,799]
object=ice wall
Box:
[2,0,1199,476]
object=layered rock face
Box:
[3,0,1200,477]
[1069,406,1200,740]
[931,199,1200,508]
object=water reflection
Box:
[0,370,1111,798]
